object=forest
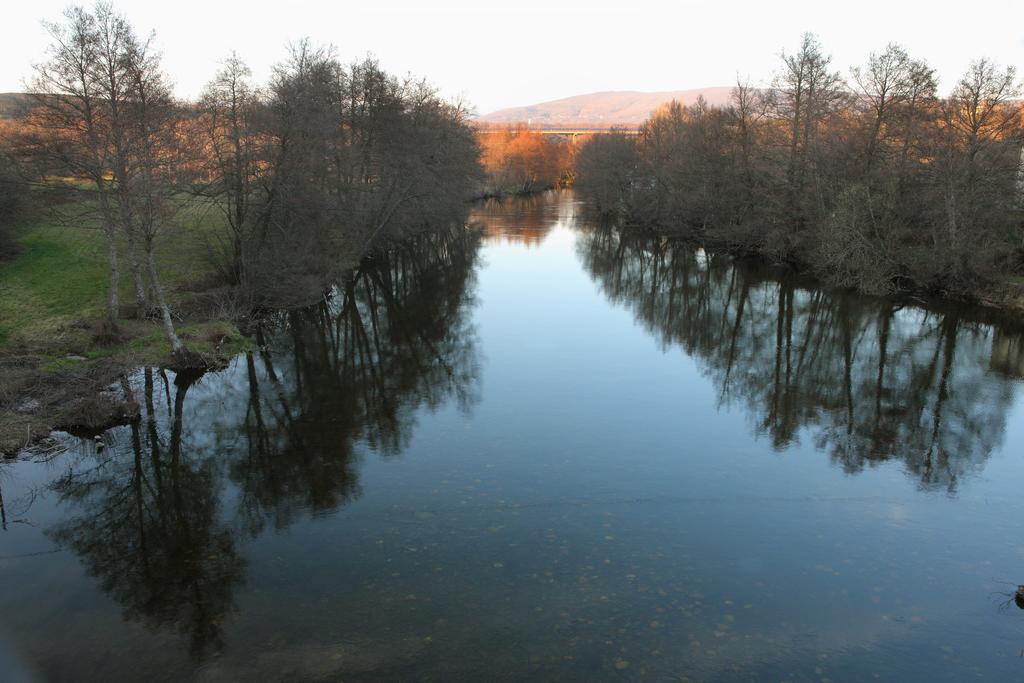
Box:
[575,34,1024,300]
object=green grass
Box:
[0,221,107,349]
[0,196,233,356]
[0,197,249,455]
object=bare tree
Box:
[122,28,185,354]
[91,2,149,316]
[773,33,848,222]
[198,54,262,285]
[851,43,914,176]
[935,60,1021,263]
[31,2,187,354]
[729,76,770,210]
[30,5,123,327]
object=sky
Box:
[2,0,1022,114]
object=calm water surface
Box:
[4,191,1024,681]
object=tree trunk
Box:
[127,249,149,317]
[105,226,120,327]
[120,204,149,317]
[98,193,121,327]
[145,249,185,356]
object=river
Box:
[2,191,1024,681]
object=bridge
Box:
[536,128,640,144]
[475,126,641,145]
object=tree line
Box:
[575,34,1024,298]
[5,2,483,360]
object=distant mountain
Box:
[477,88,735,127]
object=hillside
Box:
[0,93,36,120]
[477,88,735,127]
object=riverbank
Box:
[0,208,250,456]
[601,213,1024,323]
[473,182,564,201]
[0,198,470,457]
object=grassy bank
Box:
[0,202,249,456]
[597,215,1024,322]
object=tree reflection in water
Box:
[45,223,483,659]
[470,190,578,247]
[577,225,1021,492]
[37,212,1024,669]
[48,368,244,659]
[231,224,482,531]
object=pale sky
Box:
[2,0,1022,114]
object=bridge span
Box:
[475,126,640,145]
[536,128,640,144]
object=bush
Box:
[812,185,900,295]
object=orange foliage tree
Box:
[476,124,569,195]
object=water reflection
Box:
[43,223,483,660]
[470,191,577,247]
[577,226,1021,492]
[230,224,482,531]
[48,369,244,659]
[5,194,1024,681]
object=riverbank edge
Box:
[472,182,564,202]
[0,321,251,458]
[608,219,1024,328]
[0,215,469,459]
